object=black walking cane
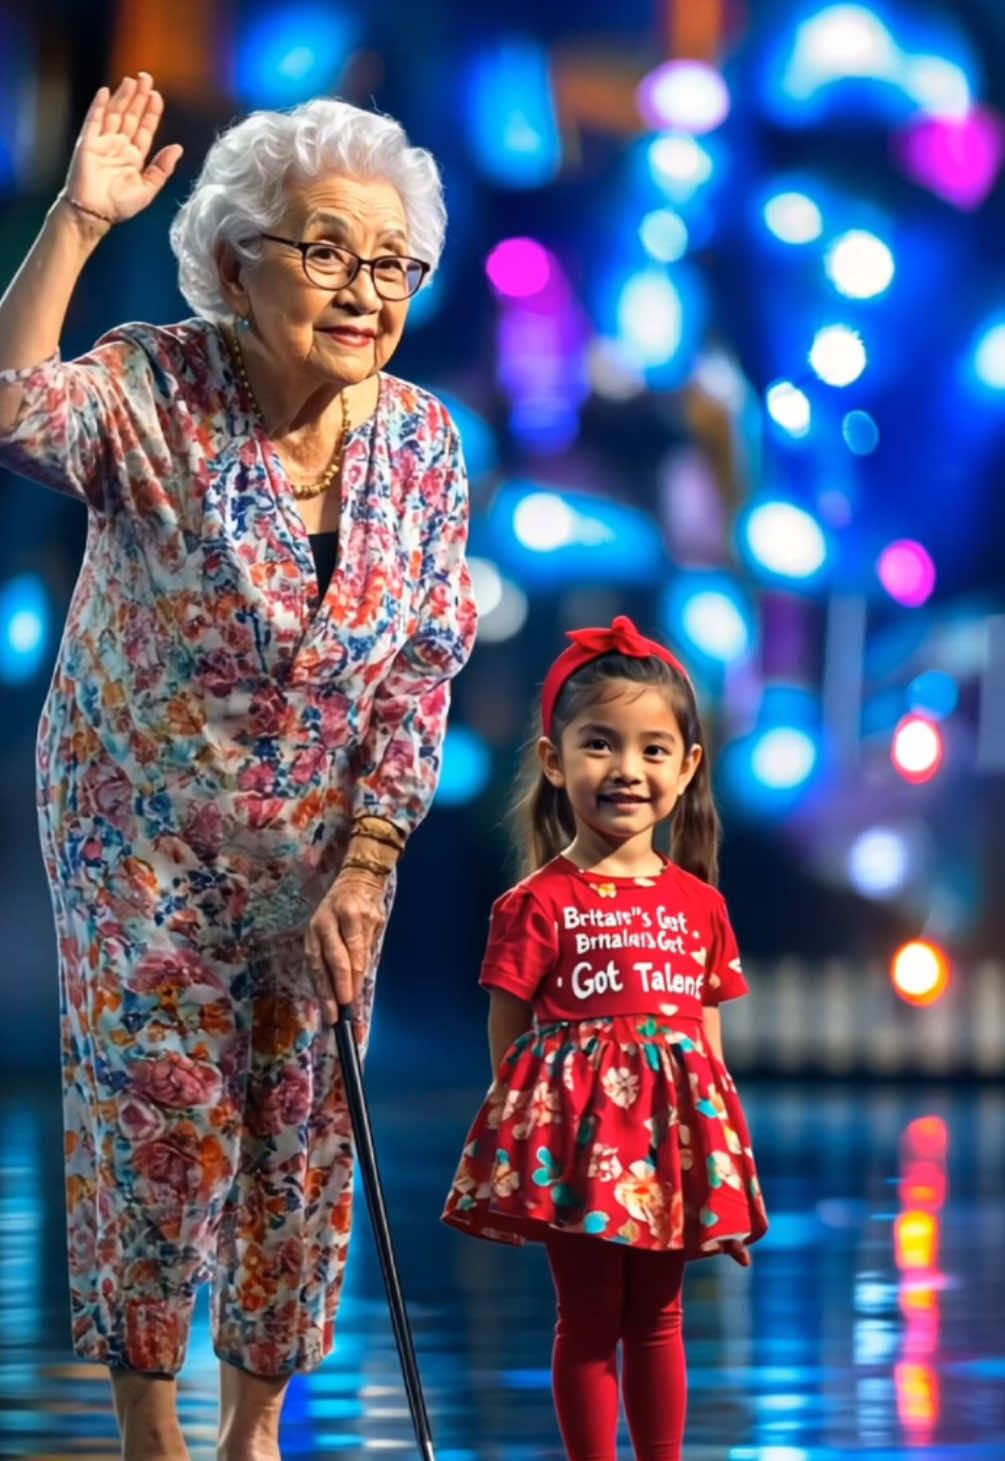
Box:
[334,1004,437,1461]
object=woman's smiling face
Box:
[223,174,414,388]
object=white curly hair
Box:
[169,98,446,321]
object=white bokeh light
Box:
[681,591,750,662]
[892,716,942,779]
[477,578,529,643]
[902,55,972,119]
[637,60,730,134]
[847,827,910,897]
[974,322,1005,390]
[824,229,895,299]
[7,608,45,654]
[745,501,827,578]
[809,324,867,386]
[617,270,684,366]
[512,492,577,551]
[639,209,689,263]
[784,5,899,98]
[648,134,714,199]
[766,380,812,437]
[467,556,503,617]
[763,191,823,244]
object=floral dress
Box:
[0,318,476,1376]
[442,857,767,1256]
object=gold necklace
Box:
[226,324,351,500]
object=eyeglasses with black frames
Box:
[260,234,430,300]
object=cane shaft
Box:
[335,1007,436,1457]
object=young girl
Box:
[442,615,767,1461]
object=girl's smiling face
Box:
[539,680,702,851]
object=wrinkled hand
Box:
[64,73,183,225]
[305,870,388,1024]
[723,1239,752,1268]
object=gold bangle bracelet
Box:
[340,854,394,878]
[351,829,404,852]
[352,815,407,848]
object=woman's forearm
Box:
[0,197,109,433]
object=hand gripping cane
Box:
[334,1005,437,1461]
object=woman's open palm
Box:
[64,73,182,224]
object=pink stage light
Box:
[877,539,936,607]
[891,715,944,785]
[894,106,1004,211]
[485,238,553,299]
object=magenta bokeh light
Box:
[894,107,1004,212]
[485,238,553,299]
[877,540,936,607]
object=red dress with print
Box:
[442,857,768,1256]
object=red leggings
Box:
[545,1232,687,1461]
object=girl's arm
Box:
[701,1003,752,1267]
[702,1005,725,1063]
[488,989,534,1073]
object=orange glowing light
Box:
[891,941,950,1006]
[894,1210,939,1271]
[895,1360,940,1432]
[900,1283,937,1315]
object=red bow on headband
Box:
[541,615,690,737]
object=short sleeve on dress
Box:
[478,885,558,1003]
[702,895,750,1006]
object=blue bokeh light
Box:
[719,687,824,817]
[473,483,665,588]
[664,574,756,668]
[0,573,49,684]
[464,40,561,188]
[906,668,959,719]
[233,5,356,107]
[435,726,492,806]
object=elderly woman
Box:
[0,72,476,1459]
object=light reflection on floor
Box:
[1,1076,1003,1458]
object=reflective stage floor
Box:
[1,1074,1003,1459]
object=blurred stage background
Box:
[1,1,1004,1456]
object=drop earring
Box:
[236,314,251,333]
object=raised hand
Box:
[63,73,183,225]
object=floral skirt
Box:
[442,1014,767,1257]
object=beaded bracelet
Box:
[340,854,394,878]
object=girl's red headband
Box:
[540,615,691,738]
